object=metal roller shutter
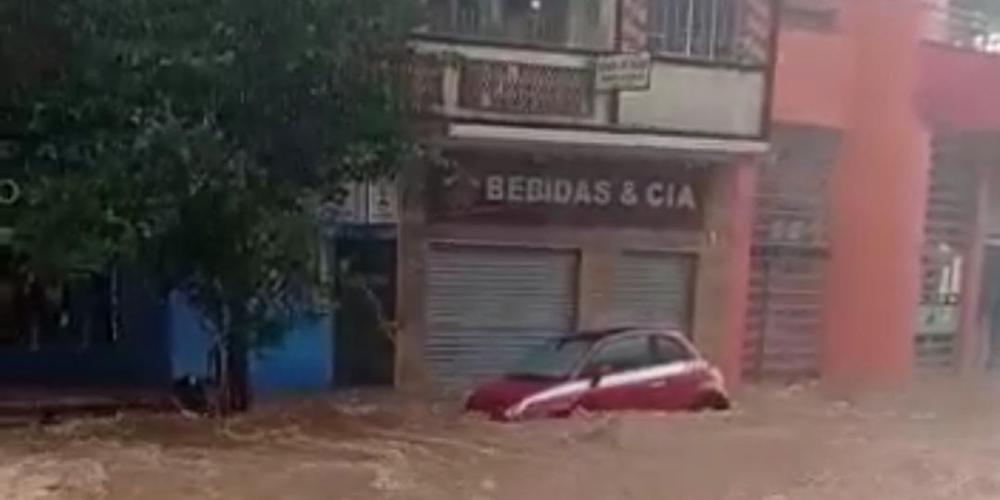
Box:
[425,246,578,387]
[744,250,825,380]
[611,253,694,331]
[916,135,977,371]
[743,126,835,380]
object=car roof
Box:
[559,326,687,342]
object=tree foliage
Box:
[2,0,416,409]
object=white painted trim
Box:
[448,123,770,155]
[598,360,703,389]
[507,360,707,419]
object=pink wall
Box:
[770,1,1000,386]
[772,30,853,128]
[721,159,757,386]
[919,46,1000,130]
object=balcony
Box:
[410,0,776,149]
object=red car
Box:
[465,328,730,421]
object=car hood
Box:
[466,377,563,416]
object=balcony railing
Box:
[408,37,770,139]
[924,2,1000,53]
[407,42,602,122]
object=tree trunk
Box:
[215,302,250,415]
[225,327,250,412]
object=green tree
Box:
[1,0,417,411]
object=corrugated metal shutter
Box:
[916,134,977,371]
[744,249,825,379]
[610,252,694,331]
[743,126,835,380]
[425,246,577,387]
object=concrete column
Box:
[576,242,616,331]
[692,159,757,386]
[821,0,929,389]
[395,158,432,391]
[720,159,757,386]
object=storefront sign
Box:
[367,181,399,225]
[595,52,652,92]
[429,152,708,229]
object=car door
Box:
[577,334,661,412]
[647,334,701,411]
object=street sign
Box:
[595,52,652,92]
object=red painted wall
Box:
[721,159,757,386]
[773,30,853,129]
[919,46,1000,130]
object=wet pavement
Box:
[3,381,1000,500]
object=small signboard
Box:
[595,52,652,92]
[367,181,399,225]
[337,180,399,225]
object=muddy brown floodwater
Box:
[3,380,1000,500]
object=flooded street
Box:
[2,382,1000,500]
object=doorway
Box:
[334,232,397,388]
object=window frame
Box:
[646,0,741,62]
[650,334,696,364]
[578,333,657,377]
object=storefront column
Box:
[822,0,928,388]
[576,243,616,331]
[395,159,431,391]
[693,158,756,387]
[722,159,757,386]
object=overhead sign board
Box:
[595,52,652,92]
[429,151,708,230]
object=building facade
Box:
[756,0,1000,387]
[397,0,780,389]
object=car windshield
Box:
[506,337,595,380]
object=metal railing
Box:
[924,2,1000,54]
[422,0,605,49]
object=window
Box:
[584,336,653,374]
[648,0,738,60]
[426,0,573,46]
[651,335,695,364]
[0,250,116,349]
[782,0,839,32]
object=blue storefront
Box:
[0,259,336,395]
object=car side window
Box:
[651,336,695,364]
[583,336,653,375]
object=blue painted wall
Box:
[168,294,335,395]
[250,314,334,395]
